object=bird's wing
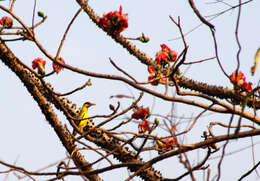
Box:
[74,111,84,126]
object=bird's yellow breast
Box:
[77,105,89,131]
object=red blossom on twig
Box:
[229,71,252,93]
[0,16,13,28]
[131,106,150,120]
[155,44,178,66]
[138,120,150,133]
[32,58,46,75]
[242,82,252,93]
[157,138,177,153]
[163,138,177,151]
[98,5,128,35]
[229,71,246,87]
[53,57,65,74]
[147,65,167,86]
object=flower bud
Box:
[154,117,159,125]
[38,11,45,18]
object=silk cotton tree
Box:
[0,0,260,181]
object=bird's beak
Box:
[89,102,96,107]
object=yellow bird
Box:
[73,102,95,136]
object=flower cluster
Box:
[147,66,167,86]
[147,44,178,86]
[157,138,177,153]
[156,44,178,67]
[0,16,13,28]
[131,106,150,120]
[98,6,128,35]
[32,57,65,75]
[132,106,151,133]
[32,58,46,75]
[138,120,150,133]
[229,71,252,93]
[53,57,65,74]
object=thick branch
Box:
[146,128,260,167]
[75,0,260,110]
[0,40,102,181]
[0,40,163,181]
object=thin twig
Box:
[109,58,138,83]
[166,149,210,181]
[188,0,215,29]
[169,16,188,75]
[55,8,82,59]
[234,0,242,76]
[238,160,260,181]
[9,0,16,12]
[32,0,37,31]
[52,79,92,96]
[96,92,144,128]
[180,153,196,181]
[169,0,252,41]
[183,56,216,65]
[210,28,229,78]
[216,114,234,181]
[174,103,214,137]
[135,125,155,159]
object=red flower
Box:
[148,74,159,86]
[32,58,46,75]
[147,65,167,86]
[157,138,177,153]
[148,66,159,85]
[229,71,246,87]
[242,82,252,93]
[147,65,156,75]
[132,107,150,120]
[155,51,168,66]
[155,44,178,66]
[53,57,65,74]
[163,138,177,151]
[160,44,178,62]
[230,71,253,93]
[0,16,13,28]
[98,6,128,35]
[138,120,150,133]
